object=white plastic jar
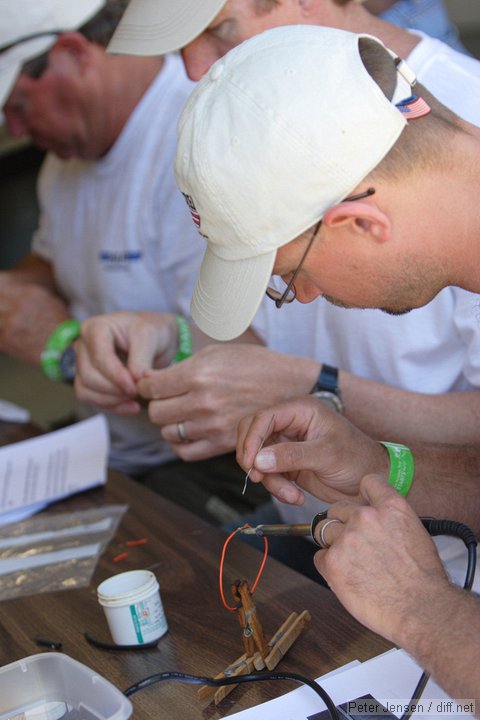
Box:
[97,569,168,645]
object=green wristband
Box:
[379,441,415,497]
[172,315,192,363]
[40,319,81,381]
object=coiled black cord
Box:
[421,518,477,591]
[399,518,477,720]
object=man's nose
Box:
[294,278,323,304]
[181,40,220,81]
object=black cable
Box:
[123,670,340,720]
[118,517,476,720]
[421,518,477,591]
[84,631,159,651]
[399,518,477,720]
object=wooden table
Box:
[0,422,392,718]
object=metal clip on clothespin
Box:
[198,580,311,706]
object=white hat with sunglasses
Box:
[108,0,226,56]
[174,25,428,341]
[0,0,105,107]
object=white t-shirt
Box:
[251,34,480,534]
[33,54,201,474]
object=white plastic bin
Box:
[0,653,132,720]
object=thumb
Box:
[127,335,163,380]
[358,473,400,507]
[255,440,318,474]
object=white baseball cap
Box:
[0,0,105,107]
[174,25,424,341]
[108,0,226,55]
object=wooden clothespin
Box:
[198,580,311,706]
[233,580,269,660]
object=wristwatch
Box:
[58,345,77,384]
[310,364,344,414]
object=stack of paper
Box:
[0,415,109,525]
[223,648,475,720]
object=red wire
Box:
[219,525,269,611]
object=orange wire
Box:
[219,525,269,611]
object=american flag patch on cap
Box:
[396,95,431,119]
[182,192,201,228]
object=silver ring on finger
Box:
[177,421,188,443]
[319,518,342,549]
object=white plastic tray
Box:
[0,653,132,720]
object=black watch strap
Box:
[310,364,344,413]
[310,364,339,395]
[59,345,77,384]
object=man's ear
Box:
[323,201,391,244]
[49,32,92,73]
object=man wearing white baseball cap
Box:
[175,24,480,701]
[88,0,480,461]
[1,0,258,525]
[75,0,480,570]
[108,0,469,72]
[175,25,443,341]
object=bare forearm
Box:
[1,253,58,292]
[0,283,70,365]
[401,586,480,708]
[190,324,264,352]
[401,442,480,537]
[340,371,480,445]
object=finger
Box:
[238,398,334,466]
[260,474,305,505]
[145,395,195,426]
[161,420,196,445]
[127,337,164,380]
[76,338,136,397]
[313,548,329,580]
[167,438,228,462]
[74,379,141,414]
[254,440,324,475]
[73,361,139,412]
[325,501,359,524]
[126,324,172,380]
[74,360,137,406]
[237,411,278,472]
[138,359,191,400]
[313,517,344,548]
[359,473,403,508]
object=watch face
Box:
[59,345,77,383]
[311,391,344,414]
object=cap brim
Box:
[191,246,276,341]
[0,35,57,107]
[108,0,226,56]
[0,64,20,108]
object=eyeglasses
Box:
[0,30,60,80]
[21,51,51,79]
[266,187,376,308]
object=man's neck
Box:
[104,55,165,152]
[323,3,421,58]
